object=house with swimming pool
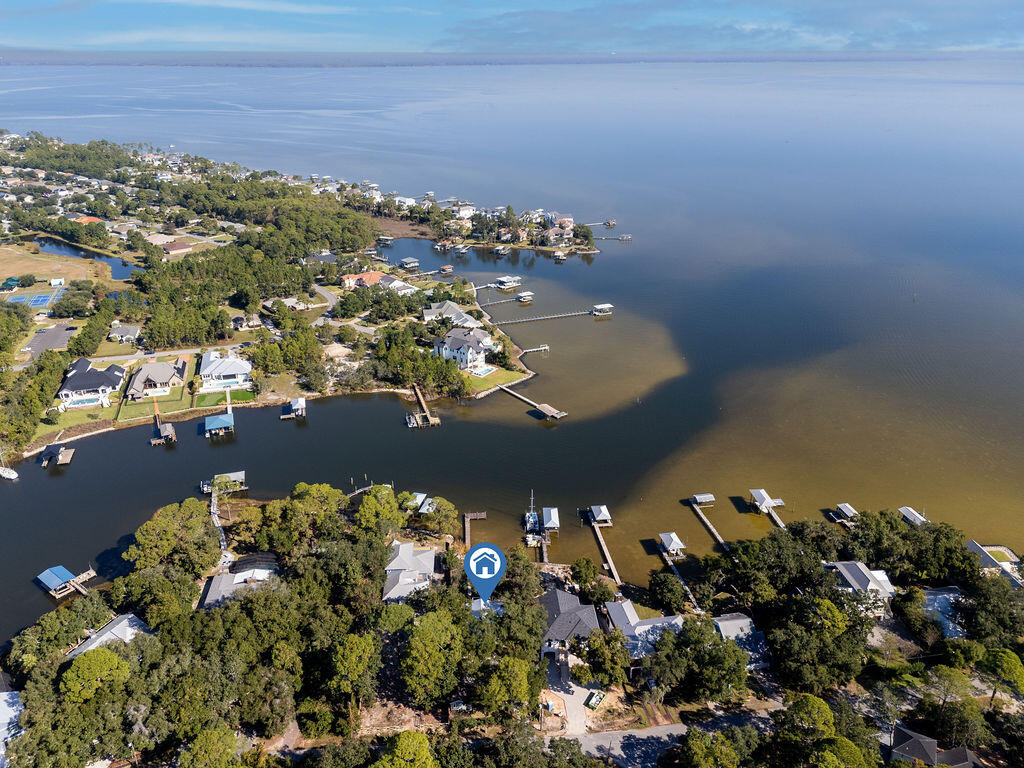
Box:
[198,350,252,392]
[56,358,126,410]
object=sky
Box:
[1,0,1022,53]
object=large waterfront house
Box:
[540,588,600,658]
[422,300,482,329]
[605,599,683,661]
[713,612,772,670]
[198,350,252,391]
[126,358,188,400]
[57,358,125,410]
[825,560,896,617]
[67,613,153,659]
[433,328,496,371]
[383,541,439,602]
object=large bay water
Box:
[2,55,1024,643]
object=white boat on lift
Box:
[0,444,18,481]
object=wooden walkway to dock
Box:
[689,498,730,552]
[766,509,787,530]
[590,522,622,585]
[497,309,593,325]
[409,384,441,427]
[479,297,519,307]
[463,511,487,546]
[521,345,550,354]
[659,552,704,614]
[496,384,566,419]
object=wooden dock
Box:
[48,568,96,599]
[590,522,622,585]
[689,498,730,552]
[496,384,566,420]
[521,345,550,354]
[497,309,593,325]
[408,384,441,428]
[479,297,518,308]
[463,511,487,546]
[766,509,787,530]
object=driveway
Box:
[545,656,595,737]
[577,724,687,768]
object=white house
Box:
[56,358,126,410]
[198,350,252,391]
[433,328,496,371]
[383,541,438,602]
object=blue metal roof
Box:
[205,413,235,430]
[37,565,75,590]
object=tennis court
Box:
[3,287,66,307]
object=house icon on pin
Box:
[471,549,499,577]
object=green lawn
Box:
[463,366,529,394]
[95,340,137,357]
[33,402,116,439]
[196,388,254,408]
[116,386,191,421]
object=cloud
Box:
[84,26,368,48]
[108,0,357,13]
[435,0,1024,52]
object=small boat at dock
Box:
[0,444,17,480]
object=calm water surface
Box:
[34,237,137,279]
[2,56,1024,643]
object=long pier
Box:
[497,309,593,325]
[590,522,622,585]
[496,384,566,419]
[521,345,550,354]
[689,498,730,552]
[766,510,787,530]
[463,511,487,546]
[479,297,518,308]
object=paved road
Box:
[312,283,339,308]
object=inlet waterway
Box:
[2,55,1024,644]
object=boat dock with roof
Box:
[749,488,787,529]
[36,565,96,599]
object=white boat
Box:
[0,446,17,481]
